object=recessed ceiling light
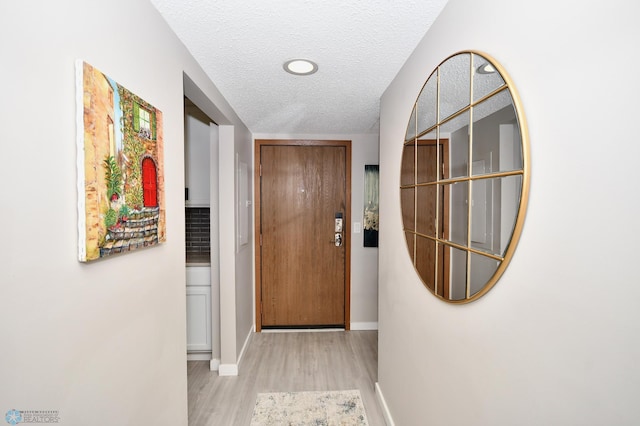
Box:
[283,59,318,76]
[477,63,496,74]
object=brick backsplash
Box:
[185,207,210,256]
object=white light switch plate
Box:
[353,222,362,233]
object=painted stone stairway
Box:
[100,207,159,256]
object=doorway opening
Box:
[184,96,221,369]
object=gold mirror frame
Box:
[400,51,530,303]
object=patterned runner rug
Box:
[250,389,369,425]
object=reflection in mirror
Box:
[472,91,523,174]
[401,143,415,186]
[401,142,416,236]
[472,53,506,102]
[439,53,470,121]
[401,51,529,303]
[417,73,438,135]
[401,187,415,232]
[405,231,415,262]
[470,176,493,252]
[447,181,468,247]
[469,253,500,297]
[470,175,522,256]
[447,245,467,301]
[415,236,440,293]
[442,111,470,179]
[416,140,441,184]
[416,185,438,237]
[406,107,417,141]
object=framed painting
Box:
[363,164,379,247]
[76,61,165,262]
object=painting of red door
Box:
[77,61,166,262]
[142,157,158,207]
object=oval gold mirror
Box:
[401,51,530,303]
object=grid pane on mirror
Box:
[439,53,471,121]
[401,187,415,232]
[472,91,523,174]
[469,175,523,256]
[445,181,468,247]
[469,177,494,253]
[405,231,415,264]
[417,73,438,135]
[415,185,439,237]
[401,51,529,303]
[401,143,415,186]
[415,236,438,293]
[447,244,468,301]
[416,140,440,184]
[469,253,501,297]
[406,107,417,141]
[473,53,506,102]
[441,110,470,179]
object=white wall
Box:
[234,126,255,357]
[0,0,252,424]
[253,133,380,328]
[378,0,640,425]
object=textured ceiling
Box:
[150,0,450,134]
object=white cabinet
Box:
[185,112,210,206]
[186,264,220,366]
[186,266,212,354]
[186,286,212,352]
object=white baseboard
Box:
[209,358,220,371]
[261,328,344,333]
[375,382,395,426]
[237,324,254,367]
[219,325,254,377]
[187,352,212,361]
[218,363,238,376]
[350,322,378,330]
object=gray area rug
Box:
[250,389,369,426]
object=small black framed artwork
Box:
[363,165,379,247]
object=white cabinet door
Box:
[185,114,211,206]
[186,286,212,352]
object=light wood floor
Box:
[187,330,386,425]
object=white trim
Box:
[219,325,253,376]
[186,352,212,361]
[350,322,378,330]
[209,358,220,371]
[260,328,345,333]
[218,363,238,376]
[237,325,254,366]
[375,382,395,426]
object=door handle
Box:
[333,213,343,246]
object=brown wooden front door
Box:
[255,140,351,330]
